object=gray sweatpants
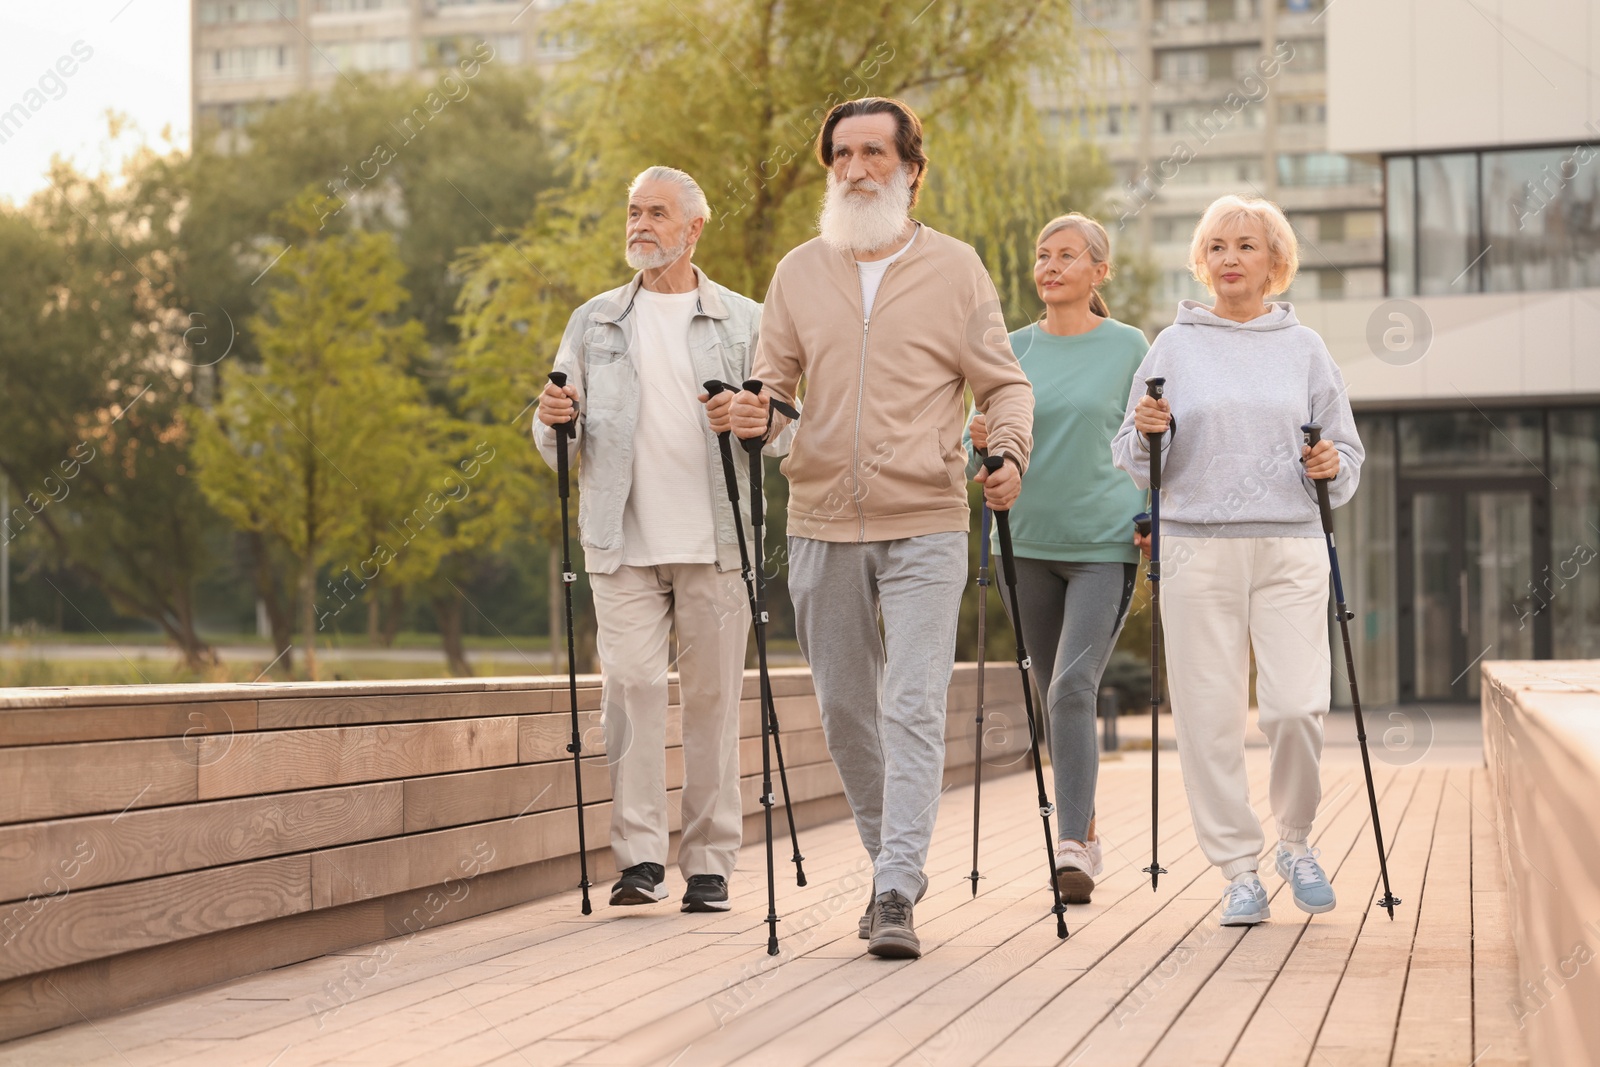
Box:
[998,558,1137,842]
[788,532,967,902]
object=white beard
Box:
[817,168,913,255]
[625,234,687,271]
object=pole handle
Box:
[1301,422,1335,535]
[547,371,573,497]
[982,456,1017,587]
[739,378,764,455]
[703,379,725,398]
[547,371,579,430]
[1144,377,1167,492]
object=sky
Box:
[0,0,190,206]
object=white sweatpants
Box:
[1160,535,1331,880]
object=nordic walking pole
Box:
[739,379,784,955]
[970,502,993,898]
[703,379,807,890]
[548,370,592,916]
[1303,422,1401,920]
[984,455,1069,940]
[1142,376,1169,892]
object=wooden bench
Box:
[0,665,1024,1042]
[1482,659,1600,1065]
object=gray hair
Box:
[628,166,710,224]
[1037,212,1115,318]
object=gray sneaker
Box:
[867,890,921,959]
[858,893,873,939]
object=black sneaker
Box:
[610,862,667,906]
[681,874,731,913]
[867,890,921,959]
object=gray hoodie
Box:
[1110,300,1362,539]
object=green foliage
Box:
[0,157,220,666]
[1,8,1157,681]
[192,213,444,676]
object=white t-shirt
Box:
[857,225,920,319]
[620,288,717,567]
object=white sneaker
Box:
[1054,838,1104,904]
[1219,874,1270,927]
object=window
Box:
[206,45,293,80]
[1386,156,1416,297]
[199,0,294,22]
[1484,147,1600,292]
[1158,49,1209,82]
[1384,144,1600,296]
[427,33,521,65]
[312,0,404,11]
[316,37,410,73]
[1279,98,1326,126]
[1417,154,1480,294]
[1277,152,1382,189]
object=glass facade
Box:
[1386,143,1600,296]
[1332,405,1600,706]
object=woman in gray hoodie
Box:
[1111,194,1363,928]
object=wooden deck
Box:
[0,745,1526,1067]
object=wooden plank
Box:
[0,855,311,981]
[1470,769,1531,1066]
[196,718,520,799]
[0,783,403,903]
[256,689,556,729]
[315,759,845,909]
[0,737,196,823]
[0,699,257,747]
[1308,769,1446,1066]
[1221,766,1428,1066]
[403,761,608,834]
[1391,766,1475,1065]
[1143,767,1398,1067]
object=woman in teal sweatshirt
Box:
[964,212,1147,904]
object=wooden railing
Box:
[0,665,1024,1041]
[1482,659,1600,1065]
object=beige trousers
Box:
[1161,535,1331,880]
[590,562,749,880]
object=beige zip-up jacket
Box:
[752,223,1034,543]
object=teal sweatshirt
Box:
[964,318,1149,564]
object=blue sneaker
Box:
[1219,875,1270,926]
[1276,846,1337,914]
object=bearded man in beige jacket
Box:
[731,97,1034,959]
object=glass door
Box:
[1400,482,1545,701]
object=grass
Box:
[0,633,805,688]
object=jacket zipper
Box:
[852,276,871,543]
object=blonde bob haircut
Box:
[1187,194,1299,296]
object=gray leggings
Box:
[998,558,1136,841]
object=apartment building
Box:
[191,0,571,141]
[1066,0,1384,328]
[1298,0,1599,707]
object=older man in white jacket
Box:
[535,166,785,914]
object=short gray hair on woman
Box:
[628,166,710,224]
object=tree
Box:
[0,158,221,668]
[193,205,433,679]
